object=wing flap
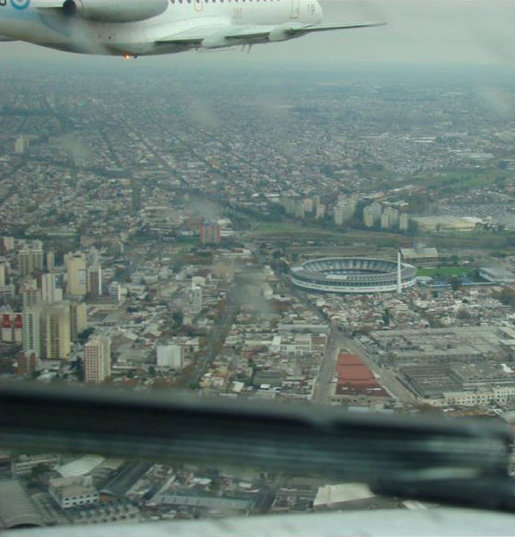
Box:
[223,22,386,40]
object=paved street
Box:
[311,326,338,404]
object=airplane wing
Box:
[283,22,387,35]
[156,22,385,47]
[155,24,271,45]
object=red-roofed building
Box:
[337,353,362,366]
[336,353,377,386]
[332,352,390,404]
[1,313,23,344]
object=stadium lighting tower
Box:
[397,249,402,294]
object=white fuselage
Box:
[0,0,323,56]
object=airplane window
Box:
[2,0,515,535]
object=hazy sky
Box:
[2,0,515,70]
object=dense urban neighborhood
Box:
[1,65,515,527]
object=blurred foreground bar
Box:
[0,381,511,484]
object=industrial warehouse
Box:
[290,257,417,294]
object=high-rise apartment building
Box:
[1,314,14,343]
[84,336,111,383]
[70,302,87,342]
[0,263,5,288]
[22,307,43,359]
[333,200,355,226]
[65,253,87,297]
[191,285,202,314]
[315,205,326,219]
[109,282,122,303]
[2,313,23,344]
[1,236,15,252]
[46,251,55,272]
[363,206,375,228]
[22,286,42,310]
[41,273,63,304]
[18,248,44,276]
[294,200,305,218]
[44,302,71,360]
[87,264,102,298]
[380,213,391,229]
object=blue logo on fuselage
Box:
[10,0,30,10]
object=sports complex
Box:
[290,257,417,294]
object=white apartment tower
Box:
[191,285,202,314]
[66,253,87,297]
[44,302,71,360]
[46,251,55,272]
[84,336,111,383]
[22,307,43,359]
[42,273,63,304]
[22,286,42,310]
[18,248,44,276]
[363,206,376,228]
[70,302,87,342]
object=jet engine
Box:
[268,27,291,42]
[62,0,168,22]
[201,34,230,49]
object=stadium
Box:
[290,257,417,294]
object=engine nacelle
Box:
[268,27,293,42]
[201,34,230,49]
[62,0,168,22]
